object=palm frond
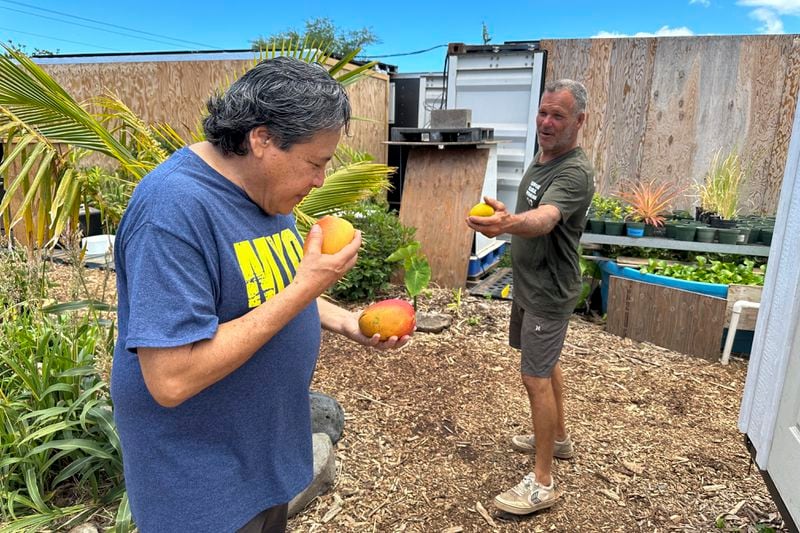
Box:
[295,161,393,221]
[0,44,140,174]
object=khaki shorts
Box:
[509,302,569,378]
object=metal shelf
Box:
[580,233,771,257]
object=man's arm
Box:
[138,225,360,407]
[466,196,561,238]
[317,297,409,349]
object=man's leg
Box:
[495,306,569,514]
[551,362,567,442]
[523,373,557,487]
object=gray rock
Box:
[415,311,452,333]
[310,391,345,444]
[287,432,336,517]
[68,525,98,533]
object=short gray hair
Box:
[544,79,588,115]
[203,56,351,155]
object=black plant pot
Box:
[603,220,625,236]
[709,217,737,229]
[695,207,715,224]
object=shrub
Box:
[0,309,124,529]
[328,201,416,302]
[0,245,129,531]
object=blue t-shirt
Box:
[111,147,321,533]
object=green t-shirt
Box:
[511,147,595,319]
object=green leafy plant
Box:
[386,241,431,310]
[327,200,415,302]
[617,179,681,227]
[0,242,126,531]
[0,304,124,530]
[446,287,463,315]
[696,149,748,220]
[575,247,601,311]
[639,255,765,286]
[590,194,631,221]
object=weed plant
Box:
[0,241,130,531]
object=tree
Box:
[252,17,380,59]
[4,39,58,56]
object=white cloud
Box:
[737,0,797,34]
[592,26,695,38]
[749,6,786,31]
[737,0,800,15]
[690,0,711,6]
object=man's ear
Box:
[250,126,272,156]
[576,112,587,128]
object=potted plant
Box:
[674,223,697,241]
[589,194,629,235]
[695,149,748,228]
[617,179,681,238]
[695,225,717,243]
[587,194,606,233]
[603,199,630,236]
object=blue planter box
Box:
[598,260,728,313]
[468,242,507,278]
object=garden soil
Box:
[57,266,787,533]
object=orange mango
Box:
[305,215,355,255]
[358,299,416,340]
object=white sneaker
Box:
[510,434,575,459]
[494,473,562,515]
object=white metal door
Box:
[739,83,800,527]
[767,324,800,520]
[445,49,545,211]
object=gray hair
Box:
[203,56,351,155]
[544,79,588,115]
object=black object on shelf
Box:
[390,127,494,143]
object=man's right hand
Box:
[466,196,511,238]
[295,224,361,296]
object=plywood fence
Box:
[606,275,727,360]
[29,34,800,217]
[542,35,800,215]
[39,55,390,164]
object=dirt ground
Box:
[51,265,786,532]
[292,289,786,533]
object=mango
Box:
[469,202,495,217]
[305,215,355,255]
[358,299,416,340]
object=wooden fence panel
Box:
[543,35,800,215]
[606,276,727,360]
[398,145,490,288]
[41,57,389,163]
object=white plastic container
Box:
[81,234,115,258]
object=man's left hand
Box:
[343,310,412,350]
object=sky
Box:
[2,0,800,73]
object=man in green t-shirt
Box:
[467,79,595,515]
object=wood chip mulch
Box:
[47,266,786,532]
[294,289,786,533]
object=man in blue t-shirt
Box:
[112,56,410,533]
